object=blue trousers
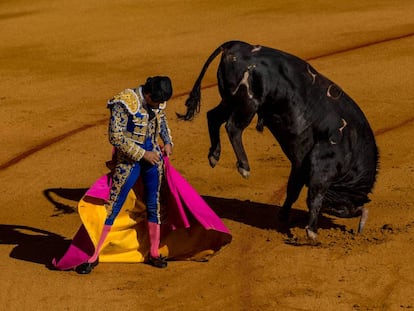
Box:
[105,145,163,226]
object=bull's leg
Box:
[225,103,257,179]
[306,145,338,243]
[207,102,231,168]
[305,185,328,242]
[225,119,250,178]
[279,166,306,222]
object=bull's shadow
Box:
[0,224,70,267]
[202,195,346,234]
[43,187,88,215]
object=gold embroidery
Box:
[109,89,140,114]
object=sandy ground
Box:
[1,1,414,310]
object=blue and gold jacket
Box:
[107,87,173,161]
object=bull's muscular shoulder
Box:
[107,89,141,114]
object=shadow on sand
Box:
[0,224,70,267]
[43,187,344,234]
[0,188,87,267]
[202,195,346,234]
[1,188,346,266]
[43,187,346,236]
[43,187,88,215]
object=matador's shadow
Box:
[0,224,70,267]
[0,188,89,267]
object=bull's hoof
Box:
[357,207,369,234]
[284,235,319,246]
[284,236,298,245]
[305,226,320,245]
[208,155,218,168]
[237,166,250,179]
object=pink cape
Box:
[52,157,231,270]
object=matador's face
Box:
[144,93,161,109]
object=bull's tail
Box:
[177,41,242,121]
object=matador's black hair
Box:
[143,76,173,102]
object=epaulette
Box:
[107,89,141,114]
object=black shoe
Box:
[148,255,168,268]
[75,258,99,274]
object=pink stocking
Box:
[148,222,161,258]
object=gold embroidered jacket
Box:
[107,87,173,161]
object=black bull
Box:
[178,40,379,241]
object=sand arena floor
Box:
[0,1,413,310]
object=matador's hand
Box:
[163,143,173,157]
[143,151,160,165]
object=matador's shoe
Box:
[147,255,168,268]
[75,258,99,274]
